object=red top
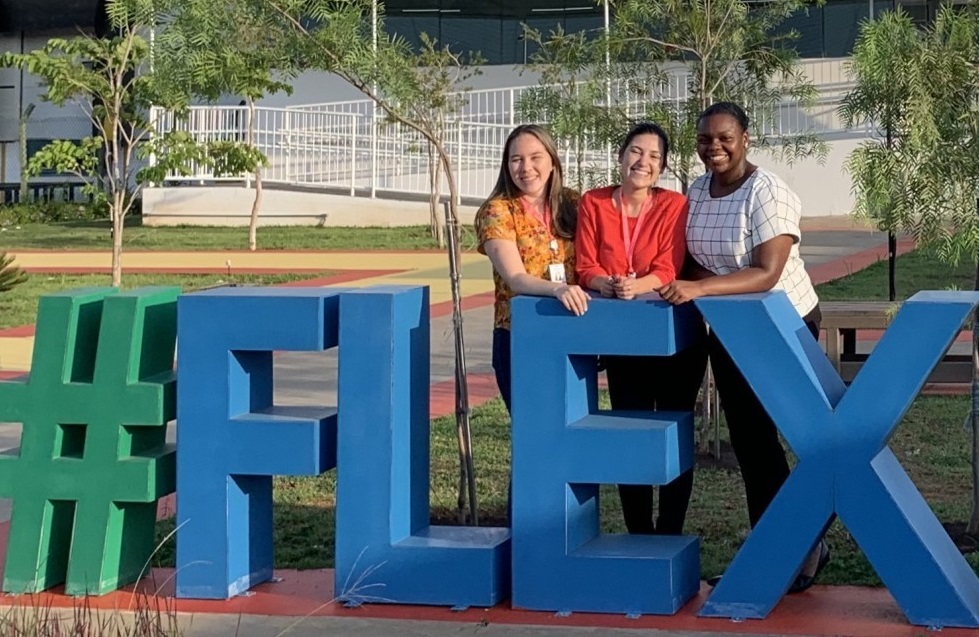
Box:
[575,185,688,288]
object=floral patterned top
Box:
[475,191,579,330]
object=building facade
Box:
[0,0,958,192]
[385,0,942,64]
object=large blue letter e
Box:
[510,295,702,615]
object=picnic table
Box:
[820,301,972,383]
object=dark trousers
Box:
[492,328,514,521]
[605,325,708,535]
[492,328,513,413]
[710,305,822,528]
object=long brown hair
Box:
[485,124,577,239]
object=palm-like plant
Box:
[842,6,979,538]
[0,253,26,293]
[840,9,923,302]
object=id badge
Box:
[548,263,567,283]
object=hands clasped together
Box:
[598,274,644,301]
[555,276,706,318]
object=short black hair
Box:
[618,121,670,170]
[698,102,750,132]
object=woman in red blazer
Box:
[576,122,707,535]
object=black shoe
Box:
[788,542,830,594]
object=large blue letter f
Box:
[695,291,979,628]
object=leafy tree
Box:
[409,33,480,249]
[840,9,924,301]
[907,8,979,540]
[255,0,483,523]
[843,6,979,539]
[152,0,296,251]
[612,0,825,191]
[517,25,633,191]
[0,253,26,293]
[525,0,825,195]
[0,0,209,286]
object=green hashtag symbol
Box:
[0,287,177,595]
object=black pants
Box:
[605,324,708,535]
[492,328,513,413]
[709,305,822,528]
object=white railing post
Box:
[455,120,463,206]
[604,0,612,185]
[350,114,357,196]
[168,71,855,201]
[371,107,378,197]
[244,105,252,189]
[284,109,292,184]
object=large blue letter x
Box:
[695,291,979,628]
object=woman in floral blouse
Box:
[475,124,589,412]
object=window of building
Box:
[776,6,825,58]
[383,0,944,64]
[383,0,604,65]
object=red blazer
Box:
[575,185,688,288]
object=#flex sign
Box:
[1,284,977,628]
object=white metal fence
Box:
[153,59,860,202]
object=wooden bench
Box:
[820,301,972,383]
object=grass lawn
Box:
[149,248,979,585]
[0,220,465,251]
[0,272,332,329]
[818,248,975,300]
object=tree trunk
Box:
[111,201,123,287]
[247,99,262,251]
[18,106,33,204]
[886,128,896,302]
[428,145,445,248]
[249,170,263,252]
[888,231,897,302]
[441,154,477,526]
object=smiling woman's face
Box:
[696,113,748,176]
[618,132,663,191]
[507,133,554,200]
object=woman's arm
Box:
[574,194,615,297]
[618,196,685,299]
[484,239,590,315]
[659,235,793,304]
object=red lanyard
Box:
[521,197,559,260]
[521,196,552,237]
[613,188,656,275]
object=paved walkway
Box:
[0,219,900,376]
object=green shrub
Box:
[0,200,106,225]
